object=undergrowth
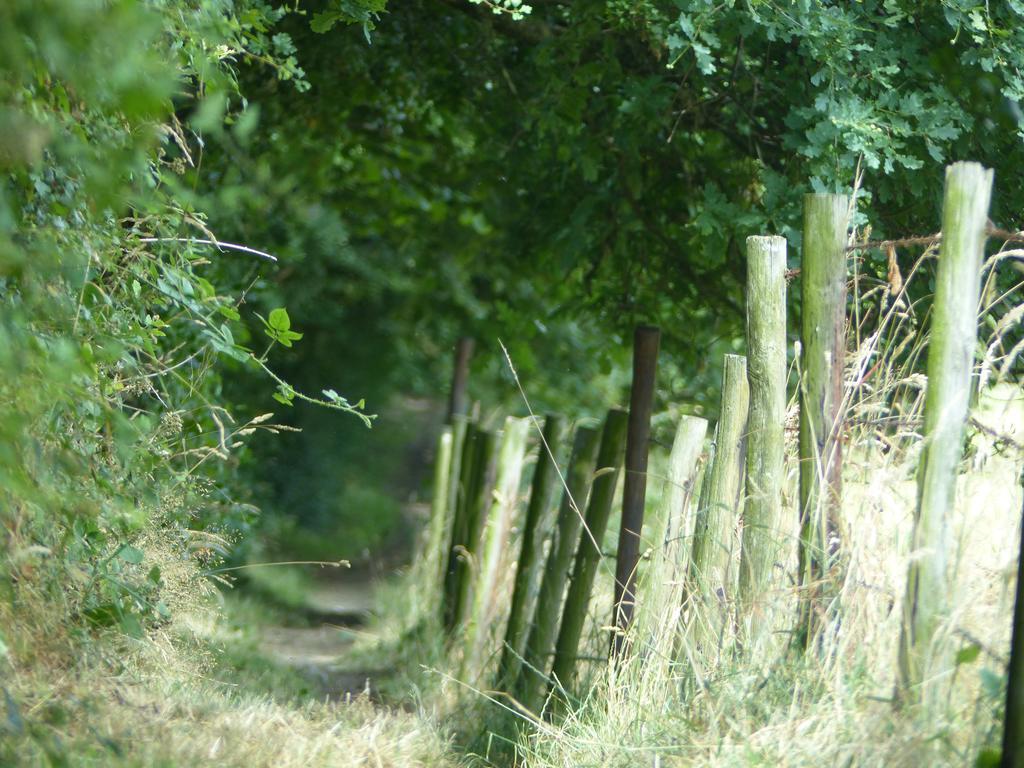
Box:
[0,2,436,766]
[373,232,1024,767]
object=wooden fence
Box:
[416,162,1024,754]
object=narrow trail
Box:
[252,397,440,705]
[256,572,386,701]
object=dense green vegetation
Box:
[1,0,1023,765]
[199,0,1024,543]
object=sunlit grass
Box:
[0,537,463,767]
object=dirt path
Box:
[257,573,387,701]
[253,396,440,703]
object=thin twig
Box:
[138,237,279,262]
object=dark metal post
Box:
[611,325,660,659]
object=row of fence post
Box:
[421,161,1024,758]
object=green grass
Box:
[0,549,463,767]
[368,379,1023,768]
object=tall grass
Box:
[386,237,1024,767]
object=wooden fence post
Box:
[442,416,469,590]
[1001,469,1024,767]
[636,414,707,676]
[443,423,480,631]
[447,337,474,423]
[611,325,661,659]
[423,425,454,608]
[439,337,473,626]
[897,161,992,701]
[659,416,710,569]
[515,425,601,715]
[454,428,498,632]
[548,408,629,700]
[498,414,567,688]
[444,426,497,633]
[797,193,850,650]
[690,354,748,655]
[738,235,788,649]
[464,417,530,683]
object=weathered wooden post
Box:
[446,337,474,423]
[738,235,788,649]
[515,425,601,715]
[659,416,710,568]
[690,354,748,654]
[443,423,480,631]
[644,415,709,626]
[1001,470,1024,767]
[498,414,567,688]
[464,417,530,682]
[611,325,661,659]
[548,408,629,698]
[897,161,992,701]
[444,426,497,633]
[453,428,498,631]
[797,193,850,650]
[435,338,474,624]
[423,425,454,606]
[635,414,707,673]
[679,439,715,653]
[441,417,469,594]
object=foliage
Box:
[0,0,371,758]
[180,0,1024,540]
[205,0,1024,407]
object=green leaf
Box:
[218,304,240,321]
[119,613,144,639]
[147,565,162,584]
[191,93,228,133]
[117,545,144,564]
[273,392,294,406]
[233,105,260,142]
[276,329,303,347]
[83,603,119,628]
[310,11,343,33]
[268,307,291,331]
[955,644,982,665]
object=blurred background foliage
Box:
[2,0,1023,641]
[193,0,1024,558]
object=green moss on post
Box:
[656,415,710,591]
[445,415,469,533]
[423,425,454,608]
[464,416,530,683]
[447,427,498,634]
[797,193,849,650]
[643,415,708,567]
[548,409,629,701]
[738,235,788,650]
[637,414,707,675]
[897,161,992,703]
[515,425,600,716]
[442,422,479,631]
[690,354,748,654]
[498,414,567,689]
